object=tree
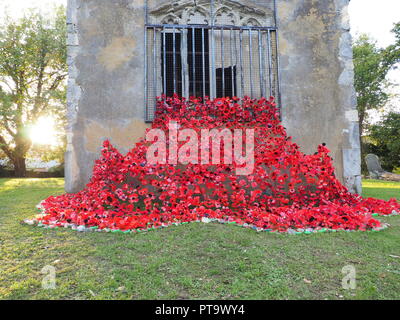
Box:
[0,7,67,177]
[353,35,393,138]
[353,24,400,173]
[367,112,400,172]
[382,22,400,73]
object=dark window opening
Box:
[161,28,238,99]
[216,66,237,98]
[162,32,182,97]
[187,28,210,98]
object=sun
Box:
[29,116,59,146]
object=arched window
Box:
[144,0,280,121]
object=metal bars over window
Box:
[144,3,280,122]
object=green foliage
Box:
[28,139,66,164]
[366,112,400,172]
[382,22,400,71]
[353,36,392,135]
[353,23,400,134]
[354,23,400,174]
[48,163,65,177]
[0,6,67,176]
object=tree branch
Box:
[1,118,16,138]
[0,134,14,161]
[31,50,47,118]
[30,72,67,121]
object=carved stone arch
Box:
[182,5,209,24]
[148,0,273,27]
[241,17,262,27]
[161,14,180,25]
[214,5,239,25]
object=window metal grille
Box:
[144,0,281,122]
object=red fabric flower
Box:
[36,96,399,233]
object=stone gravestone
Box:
[365,154,385,179]
[365,154,400,181]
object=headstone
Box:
[365,154,385,179]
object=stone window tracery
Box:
[144,0,280,121]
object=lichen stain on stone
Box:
[277,36,292,56]
[277,1,295,21]
[97,37,136,71]
[291,8,328,40]
[80,18,101,38]
[109,119,150,152]
[284,7,338,77]
[84,118,150,153]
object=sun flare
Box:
[29,117,59,146]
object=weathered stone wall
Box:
[66,0,150,192]
[66,0,361,194]
[277,0,361,193]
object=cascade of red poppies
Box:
[36,96,399,233]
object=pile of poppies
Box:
[27,96,399,234]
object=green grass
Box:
[0,178,400,300]
[362,179,400,200]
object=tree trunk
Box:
[12,126,32,178]
[13,156,27,177]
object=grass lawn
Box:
[0,178,399,300]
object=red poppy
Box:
[34,96,398,234]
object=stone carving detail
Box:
[149,0,274,27]
[183,6,209,24]
[214,6,238,25]
[161,14,181,24]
